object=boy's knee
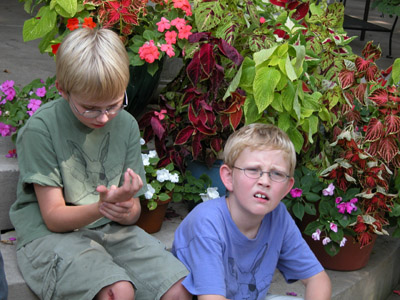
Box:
[96,280,135,300]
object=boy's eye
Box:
[246,168,260,176]
[270,170,287,180]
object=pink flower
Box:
[260,17,266,24]
[330,222,338,233]
[27,99,42,116]
[172,0,192,16]
[335,196,342,204]
[312,229,321,241]
[0,122,16,137]
[171,18,186,30]
[36,86,46,97]
[165,31,177,44]
[156,17,171,32]
[160,44,175,57]
[178,25,192,39]
[138,40,160,63]
[322,183,335,196]
[290,188,303,198]
[154,109,167,120]
[0,80,14,91]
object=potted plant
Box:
[20,0,193,117]
[137,138,217,232]
[283,39,400,269]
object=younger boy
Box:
[9,28,190,300]
[172,123,331,300]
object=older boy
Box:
[172,123,331,300]
[9,28,190,300]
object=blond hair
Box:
[223,123,297,176]
[56,28,129,101]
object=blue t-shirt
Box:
[172,197,323,299]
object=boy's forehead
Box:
[72,92,124,106]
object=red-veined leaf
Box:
[385,114,400,135]
[365,64,378,81]
[292,2,309,20]
[338,70,355,89]
[186,52,201,85]
[369,88,388,105]
[378,136,398,163]
[361,41,381,61]
[355,57,370,72]
[364,118,384,142]
[229,109,243,130]
[354,83,367,104]
[191,131,204,160]
[217,39,243,66]
[210,137,222,153]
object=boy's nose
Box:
[258,172,271,186]
[96,111,110,123]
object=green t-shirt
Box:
[9,98,146,249]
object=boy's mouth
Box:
[255,193,269,201]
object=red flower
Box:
[51,43,61,55]
[83,17,96,29]
[67,18,79,31]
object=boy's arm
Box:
[34,184,103,232]
[301,270,331,300]
[35,168,143,232]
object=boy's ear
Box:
[55,80,68,99]
[284,177,295,197]
[220,164,233,192]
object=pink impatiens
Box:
[139,40,160,63]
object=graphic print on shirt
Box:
[68,133,121,202]
[226,243,269,300]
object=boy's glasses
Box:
[233,166,290,182]
[69,92,128,119]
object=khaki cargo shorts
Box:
[17,223,188,300]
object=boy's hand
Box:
[96,168,143,203]
[98,196,141,225]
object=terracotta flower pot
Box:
[136,198,170,234]
[303,233,377,271]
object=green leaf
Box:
[304,203,316,215]
[285,54,298,81]
[286,127,303,153]
[324,242,340,257]
[303,192,321,202]
[23,6,57,42]
[293,202,305,220]
[392,58,400,84]
[54,0,78,18]
[277,112,292,132]
[244,94,262,124]
[253,45,279,66]
[254,67,281,113]
[282,81,295,111]
[194,1,223,32]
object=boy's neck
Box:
[226,197,263,239]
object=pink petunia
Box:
[0,122,16,137]
[330,222,338,233]
[27,99,42,116]
[156,17,171,32]
[138,40,160,63]
[36,86,46,97]
[289,188,303,198]
[171,18,186,30]
[165,31,177,44]
[160,44,175,57]
[178,25,192,39]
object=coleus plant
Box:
[139,33,245,170]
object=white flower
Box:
[169,173,180,183]
[141,153,150,166]
[322,237,331,245]
[148,150,158,158]
[200,187,220,202]
[312,229,321,241]
[144,184,155,200]
[340,237,347,247]
[140,138,145,145]
[156,169,170,182]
